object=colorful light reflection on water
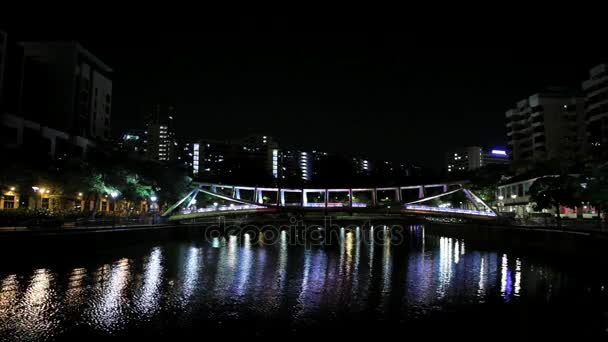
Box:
[0,225,607,339]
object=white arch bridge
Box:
[163,182,498,221]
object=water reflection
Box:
[181,247,201,303]
[0,225,606,339]
[437,237,453,298]
[135,248,163,317]
[89,258,131,332]
[0,274,20,333]
[515,258,522,297]
[236,234,253,295]
[478,257,486,299]
[65,268,87,310]
[18,269,59,340]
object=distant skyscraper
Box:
[352,157,370,176]
[188,136,277,184]
[446,146,510,173]
[506,87,586,162]
[144,105,176,162]
[19,41,113,140]
[279,149,311,184]
[582,64,608,150]
[184,136,420,186]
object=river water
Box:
[0,225,607,340]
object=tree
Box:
[584,161,608,221]
[467,164,511,204]
[528,175,582,228]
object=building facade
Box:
[144,105,176,162]
[446,146,510,173]
[190,135,278,185]
[0,186,19,210]
[582,64,608,150]
[19,41,113,140]
[185,135,421,187]
[1,113,97,160]
[506,87,586,162]
[496,177,598,219]
[278,149,312,185]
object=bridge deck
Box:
[165,182,497,220]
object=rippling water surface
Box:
[1,225,607,340]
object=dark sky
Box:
[3,22,608,169]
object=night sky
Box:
[3,23,608,169]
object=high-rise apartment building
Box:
[506,87,586,162]
[582,64,608,150]
[19,41,112,140]
[144,105,176,162]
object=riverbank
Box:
[0,223,189,257]
[425,222,608,258]
[2,217,608,260]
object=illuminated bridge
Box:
[163,182,498,221]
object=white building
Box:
[506,87,586,162]
[582,64,608,149]
[446,146,510,173]
[496,176,598,219]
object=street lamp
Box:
[110,191,118,215]
[150,195,159,224]
[110,192,119,226]
[31,186,46,209]
[75,192,83,211]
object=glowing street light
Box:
[498,195,504,200]
[110,191,119,199]
[32,186,46,209]
[511,194,517,199]
[78,193,83,197]
[9,187,15,191]
[150,196,158,202]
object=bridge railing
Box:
[164,182,470,216]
